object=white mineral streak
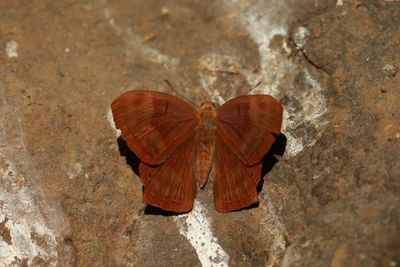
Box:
[107,107,121,137]
[262,198,288,267]
[1,91,59,265]
[285,70,327,155]
[0,152,58,266]
[102,3,179,66]
[67,162,83,179]
[293,26,310,49]
[5,40,18,58]
[175,200,229,267]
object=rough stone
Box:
[0,1,398,266]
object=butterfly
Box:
[111,90,283,213]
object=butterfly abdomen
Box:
[195,101,217,188]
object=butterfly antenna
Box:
[162,63,180,95]
[164,79,175,92]
[248,80,262,95]
[164,79,197,106]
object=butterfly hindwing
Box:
[111,90,198,165]
[140,134,196,212]
[214,136,262,212]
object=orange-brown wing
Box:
[214,136,261,212]
[111,90,198,165]
[140,134,196,212]
[216,95,283,166]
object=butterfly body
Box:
[111,90,283,213]
[195,101,217,189]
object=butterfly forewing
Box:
[111,90,198,165]
[216,95,283,166]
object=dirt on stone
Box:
[0,1,399,267]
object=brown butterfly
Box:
[111,90,283,213]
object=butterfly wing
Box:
[112,90,198,212]
[140,134,196,212]
[214,95,283,212]
[111,90,198,165]
[216,95,283,166]
[214,136,262,212]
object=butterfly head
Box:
[199,101,217,111]
[198,100,217,126]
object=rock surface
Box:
[0,0,399,266]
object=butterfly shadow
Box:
[117,137,140,176]
[257,133,287,193]
[117,137,185,216]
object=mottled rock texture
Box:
[0,0,398,266]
